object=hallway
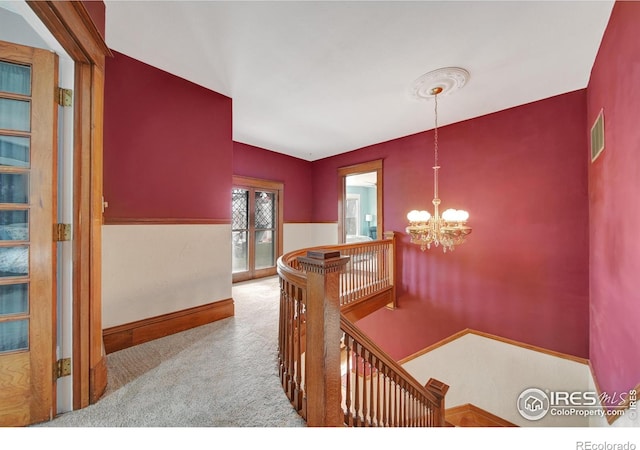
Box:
[39,277,305,427]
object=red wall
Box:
[82,1,105,39]
[233,142,313,223]
[104,51,233,221]
[314,91,590,360]
[587,1,640,400]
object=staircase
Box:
[277,234,450,427]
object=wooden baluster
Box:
[374,357,381,426]
[367,245,373,295]
[406,388,410,426]
[393,376,397,426]
[361,348,368,426]
[414,393,418,427]
[395,377,400,426]
[344,334,352,426]
[389,370,395,426]
[401,384,405,426]
[294,287,304,411]
[350,249,356,301]
[283,282,291,395]
[288,283,295,397]
[359,247,364,296]
[289,284,296,400]
[380,366,385,427]
[354,343,361,426]
[367,350,374,426]
[388,376,394,427]
[376,243,381,290]
[278,279,285,383]
[410,390,414,426]
[339,270,345,307]
[408,390,412,427]
[407,390,412,426]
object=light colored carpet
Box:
[40,276,306,427]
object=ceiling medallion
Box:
[410,67,470,101]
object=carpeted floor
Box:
[39,276,306,427]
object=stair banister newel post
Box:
[425,378,450,426]
[297,250,350,427]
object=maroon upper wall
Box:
[104,51,233,221]
[587,1,640,399]
[82,1,105,39]
[313,90,590,360]
[233,142,313,223]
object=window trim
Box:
[337,159,383,244]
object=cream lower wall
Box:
[402,332,594,427]
[102,224,232,328]
[102,222,335,328]
[283,223,338,254]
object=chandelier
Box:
[405,68,472,252]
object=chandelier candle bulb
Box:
[405,67,472,252]
[442,209,469,223]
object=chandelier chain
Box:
[433,93,439,168]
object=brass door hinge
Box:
[55,223,72,241]
[55,358,71,379]
[57,87,72,107]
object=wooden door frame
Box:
[27,1,112,409]
[337,159,383,244]
[232,175,284,283]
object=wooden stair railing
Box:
[277,232,449,427]
[281,232,397,318]
[341,318,448,426]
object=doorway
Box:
[338,160,383,244]
[232,176,283,283]
[1,2,112,424]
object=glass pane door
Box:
[254,191,275,270]
[0,36,57,427]
[232,188,249,273]
[231,179,281,282]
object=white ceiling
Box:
[104,1,614,161]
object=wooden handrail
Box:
[276,232,448,427]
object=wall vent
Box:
[591,109,605,162]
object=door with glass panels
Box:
[232,177,283,283]
[0,41,57,426]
